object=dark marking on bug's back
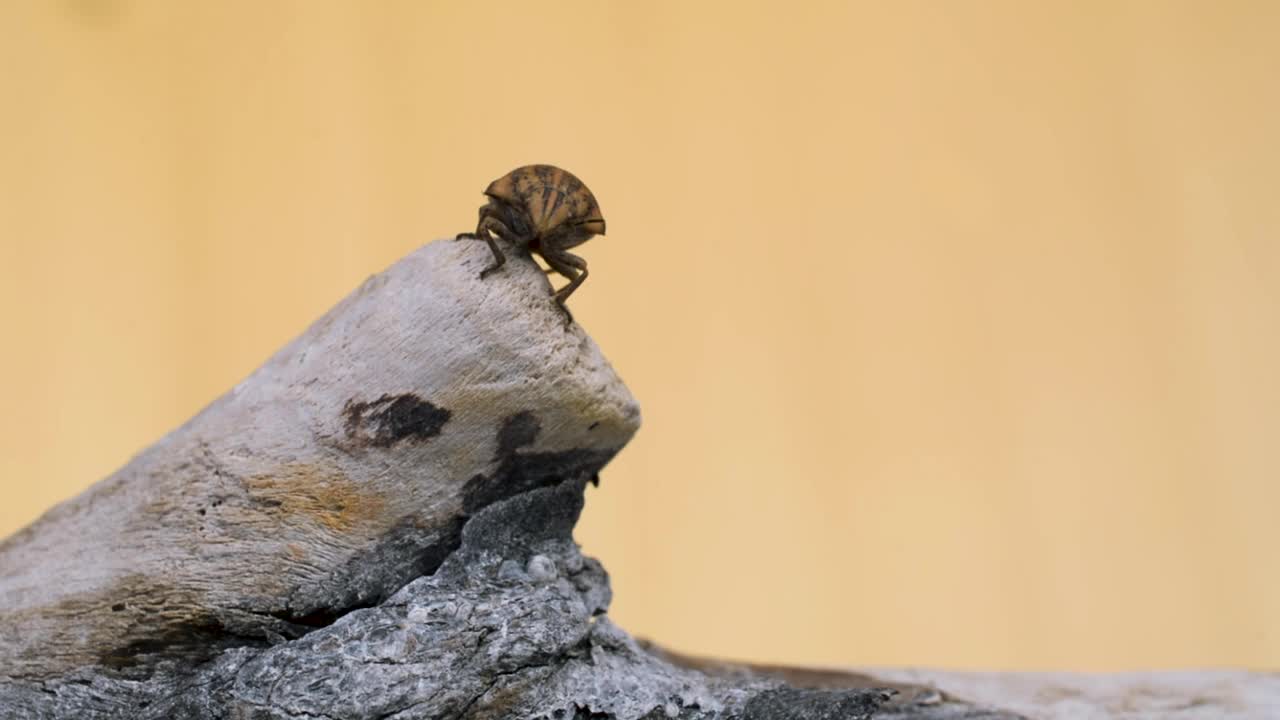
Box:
[343,393,452,448]
[539,186,555,223]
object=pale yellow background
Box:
[1,1,1277,672]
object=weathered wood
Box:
[0,238,640,680]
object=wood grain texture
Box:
[0,238,640,679]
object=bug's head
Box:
[570,183,606,239]
[575,209,606,238]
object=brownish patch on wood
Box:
[244,463,387,534]
[0,573,245,678]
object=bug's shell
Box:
[484,165,606,239]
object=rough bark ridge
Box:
[2,239,1272,719]
[2,477,1008,719]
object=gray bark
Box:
[1,239,1273,719]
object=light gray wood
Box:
[0,238,640,680]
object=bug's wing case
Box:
[483,165,604,238]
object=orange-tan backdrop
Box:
[2,1,1277,671]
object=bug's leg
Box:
[542,245,589,307]
[477,214,522,279]
[550,257,588,306]
[539,247,582,325]
[475,202,524,278]
[478,235,505,278]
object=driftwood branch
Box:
[1,239,1273,719]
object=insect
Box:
[456,165,606,310]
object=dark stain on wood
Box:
[100,615,232,671]
[83,578,279,675]
[277,514,467,632]
[343,393,451,448]
[462,412,616,514]
[497,411,541,455]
